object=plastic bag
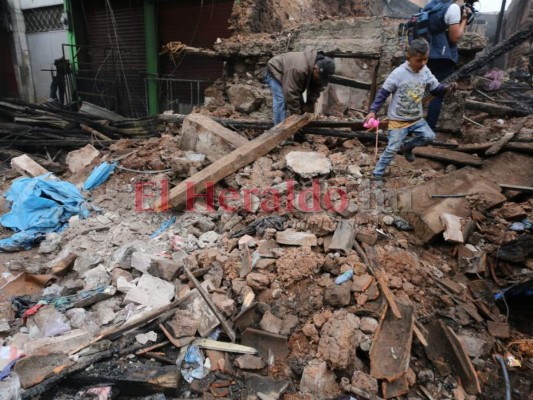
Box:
[83,162,117,191]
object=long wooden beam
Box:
[154,113,314,211]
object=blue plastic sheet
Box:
[181,344,209,383]
[83,162,117,191]
[150,216,177,238]
[0,174,89,252]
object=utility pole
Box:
[493,0,507,46]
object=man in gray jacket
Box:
[265,48,335,125]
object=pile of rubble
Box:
[0,100,532,399]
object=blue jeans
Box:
[373,119,435,176]
[265,70,286,125]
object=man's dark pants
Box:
[426,58,456,130]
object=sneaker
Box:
[370,174,383,182]
[400,144,415,162]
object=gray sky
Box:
[476,0,512,13]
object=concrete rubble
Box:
[0,4,532,400]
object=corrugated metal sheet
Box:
[158,0,233,108]
[82,0,146,117]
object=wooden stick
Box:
[182,266,237,342]
[463,115,484,127]
[80,123,113,141]
[353,241,402,319]
[135,341,169,356]
[85,294,190,348]
[154,113,314,211]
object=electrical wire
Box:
[494,354,512,400]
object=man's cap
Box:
[316,56,335,86]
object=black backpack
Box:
[399,0,453,43]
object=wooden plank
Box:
[11,154,49,177]
[329,220,357,254]
[88,294,191,347]
[499,184,533,193]
[465,99,529,117]
[183,265,236,342]
[442,323,482,395]
[485,130,516,156]
[154,113,314,211]
[440,213,464,243]
[360,243,402,319]
[369,302,414,381]
[194,338,257,354]
[329,75,372,90]
[440,278,464,295]
[456,142,533,154]
[70,361,180,395]
[15,353,75,389]
[423,320,481,395]
[412,147,483,166]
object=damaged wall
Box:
[501,0,533,68]
[229,0,382,34]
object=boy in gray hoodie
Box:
[365,38,457,180]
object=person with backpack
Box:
[364,39,457,181]
[424,0,470,131]
[265,48,335,126]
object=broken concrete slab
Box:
[329,220,357,255]
[10,154,49,177]
[397,167,506,243]
[299,360,341,400]
[130,252,154,273]
[180,113,249,162]
[275,230,317,246]
[166,309,200,338]
[227,84,264,113]
[66,144,100,174]
[285,151,332,178]
[179,289,219,337]
[441,213,464,243]
[324,283,351,307]
[259,310,283,335]
[235,354,266,370]
[124,274,175,308]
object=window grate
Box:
[24,6,64,33]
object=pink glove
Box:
[364,117,379,129]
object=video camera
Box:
[462,0,480,25]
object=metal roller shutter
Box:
[82,0,146,117]
[158,0,233,111]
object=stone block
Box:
[124,274,175,308]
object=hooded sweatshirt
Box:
[267,47,324,114]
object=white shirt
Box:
[444,3,462,25]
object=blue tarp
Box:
[83,162,117,191]
[0,174,89,252]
